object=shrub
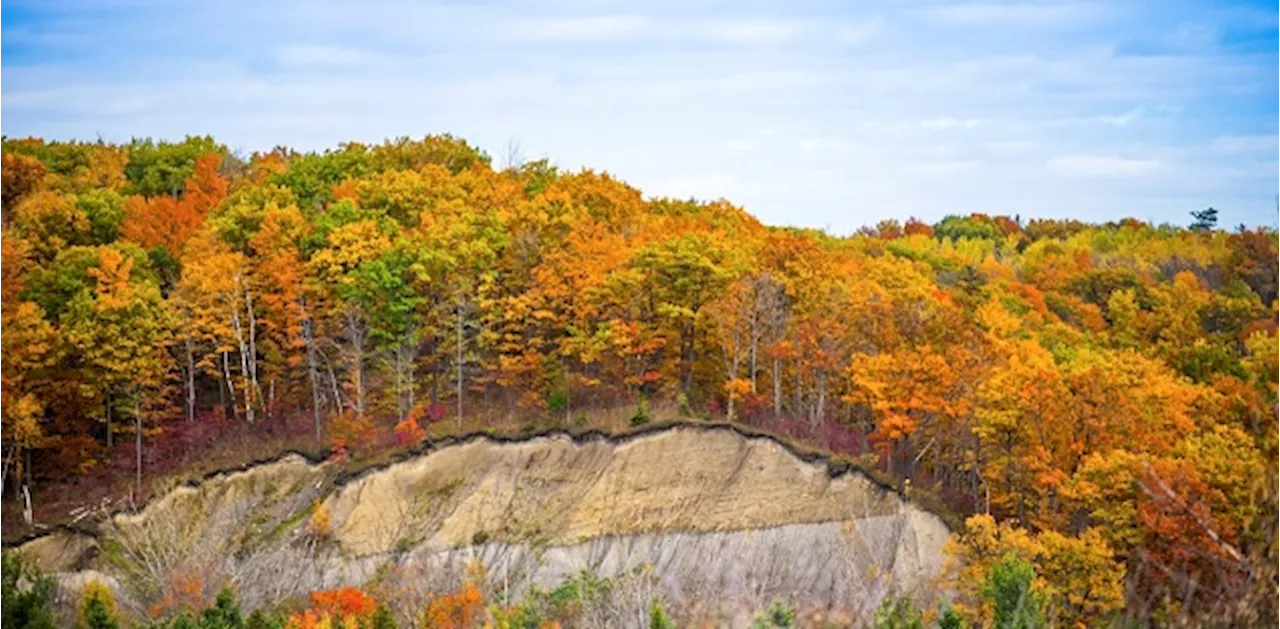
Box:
[984,554,1045,629]
[2,551,58,629]
[307,502,332,539]
[200,587,244,628]
[750,601,796,628]
[630,396,650,427]
[78,581,120,629]
[874,595,923,629]
[422,583,484,629]
[937,604,965,629]
[393,416,427,445]
[547,390,568,413]
[649,599,676,629]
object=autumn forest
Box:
[1,135,1277,627]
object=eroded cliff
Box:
[14,423,953,624]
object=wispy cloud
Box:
[275,44,395,69]
[919,117,984,130]
[2,0,1275,229]
[507,15,651,43]
[917,2,1113,28]
[1046,155,1161,176]
[1211,135,1276,154]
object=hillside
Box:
[16,424,949,625]
[1,134,1276,627]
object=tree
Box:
[2,151,48,210]
[1,551,57,629]
[61,246,172,493]
[1190,207,1218,231]
[983,555,1045,629]
[124,136,222,198]
[77,581,120,629]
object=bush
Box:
[2,551,58,629]
[78,581,120,629]
[200,587,244,628]
[937,604,965,629]
[630,396,650,427]
[649,599,676,629]
[984,554,1045,629]
[874,595,923,629]
[547,390,568,413]
[750,601,796,628]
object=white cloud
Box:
[919,117,984,130]
[1,0,1275,229]
[508,15,650,42]
[701,19,802,45]
[1211,135,1276,154]
[275,44,393,69]
[1045,155,1161,176]
[837,20,885,45]
[918,3,1111,27]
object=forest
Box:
[0,134,1276,627]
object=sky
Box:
[2,0,1277,232]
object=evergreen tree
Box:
[1,551,58,629]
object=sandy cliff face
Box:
[14,424,952,623]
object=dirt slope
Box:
[14,423,953,623]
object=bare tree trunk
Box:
[106,390,114,448]
[245,287,263,419]
[320,347,346,414]
[300,299,322,442]
[393,331,419,421]
[343,310,366,417]
[456,303,464,428]
[134,395,143,499]
[22,483,32,526]
[230,307,254,423]
[222,351,241,421]
[816,372,826,427]
[184,334,195,422]
[2,445,14,499]
[794,367,803,418]
[773,358,782,415]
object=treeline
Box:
[1,135,1276,624]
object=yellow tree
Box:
[0,301,61,499]
[178,231,261,422]
[61,247,172,494]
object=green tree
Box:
[1,551,57,629]
[125,136,222,197]
[1189,207,1218,231]
[937,605,965,629]
[199,587,244,628]
[983,555,1045,629]
[77,582,120,629]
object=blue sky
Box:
[3,0,1277,232]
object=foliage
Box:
[983,555,1045,629]
[78,581,121,629]
[873,595,923,629]
[750,601,796,628]
[648,599,676,629]
[2,134,1277,625]
[2,551,58,629]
